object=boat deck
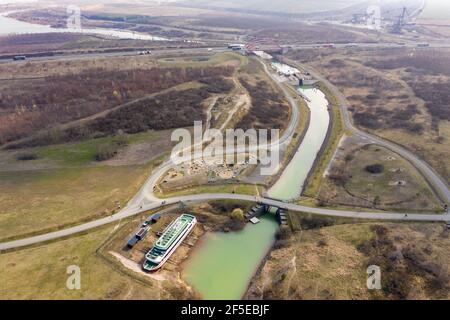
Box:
[155,214,195,250]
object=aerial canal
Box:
[1,11,331,299]
[182,62,331,299]
[269,87,330,200]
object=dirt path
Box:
[205,96,219,131]
[109,251,167,281]
[217,77,251,131]
[219,93,251,131]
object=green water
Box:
[183,215,279,299]
[182,86,330,300]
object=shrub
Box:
[299,216,334,230]
[344,154,354,162]
[95,143,120,161]
[275,226,291,241]
[230,208,245,221]
[328,169,349,186]
[16,153,39,161]
[210,201,246,214]
[365,164,384,174]
[223,217,245,232]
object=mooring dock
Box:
[245,203,289,226]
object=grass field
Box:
[0,157,164,242]
[318,143,441,212]
[33,130,171,167]
[157,52,248,69]
[0,51,249,242]
[155,183,264,199]
[247,222,450,300]
[0,199,256,299]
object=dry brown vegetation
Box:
[365,50,450,126]
[249,23,377,44]
[191,15,288,31]
[236,59,290,132]
[236,78,289,131]
[319,141,440,211]
[6,78,233,149]
[0,65,234,146]
[357,224,450,299]
[287,48,450,181]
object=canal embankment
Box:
[301,82,344,198]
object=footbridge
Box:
[245,196,289,225]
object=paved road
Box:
[2,47,449,252]
[1,192,448,251]
[301,64,450,205]
[4,40,450,65]
[0,46,228,64]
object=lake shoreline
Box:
[0,13,167,40]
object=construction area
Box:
[158,159,257,192]
[348,2,427,34]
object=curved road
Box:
[301,64,450,204]
[1,54,449,252]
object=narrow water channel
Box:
[183,84,331,299]
[269,87,330,200]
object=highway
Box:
[3,39,450,65]
[0,46,229,65]
[1,45,450,252]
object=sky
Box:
[1,0,448,5]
